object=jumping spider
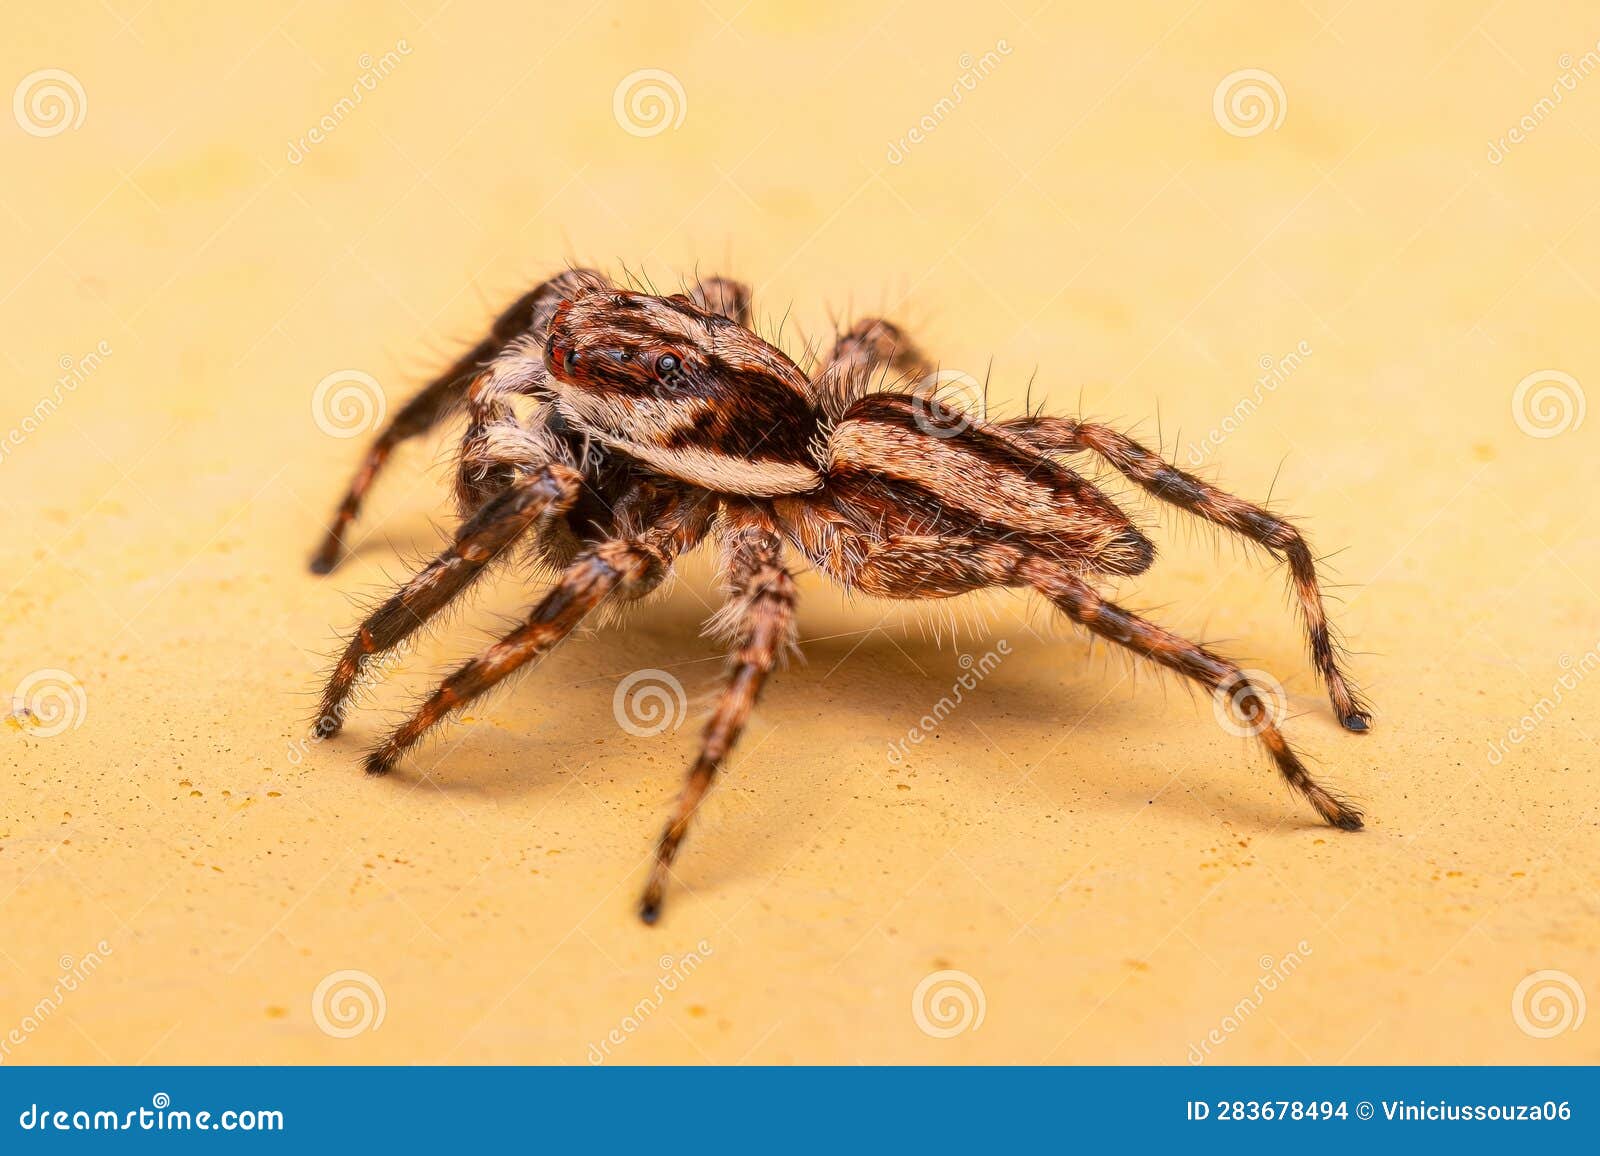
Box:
[310,268,1370,923]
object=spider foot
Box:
[1340,711,1372,733]
[1315,791,1364,831]
[363,746,400,777]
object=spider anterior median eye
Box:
[657,353,680,377]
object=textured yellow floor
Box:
[2,1,1597,1065]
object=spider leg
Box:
[991,414,1085,456]
[820,317,934,380]
[1004,417,1370,732]
[1023,558,1363,831]
[807,317,936,419]
[363,499,714,776]
[317,464,582,735]
[309,367,479,574]
[639,513,797,924]
[688,276,753,327]
[309,269,606,574]
[779,483,1361,830]
[452,347,560,516]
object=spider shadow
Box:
[467,586,1292,800]
[330,570,1341,878]
[621,597,1333,897]
[339,513,456,569]
[753,613,1321,833]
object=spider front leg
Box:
[317,464,583,735]
[363,497,714,776]
[1022,558,1362,831]
[639,513,797,924]
[309,367,475,574]
[452,343,561,517]
[309,269,605,574]
[1004,416,1371,732]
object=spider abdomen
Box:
[822,393,1154,577]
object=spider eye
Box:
[657,353,681,378]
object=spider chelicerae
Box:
[309,267,1370,924]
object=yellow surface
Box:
[2,1,1597,1065]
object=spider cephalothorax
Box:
[542,289,822,496]
[309,267,1370,924]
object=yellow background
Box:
[2,0,1596,1064]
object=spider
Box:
[309,267,1370,924]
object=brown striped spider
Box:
[310,269,1370,924]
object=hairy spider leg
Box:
[317,464,583,733]
[1002,416,1370,732]
[310,269,606,574]
[1023,557,1363,830]
[363,498,714,775]
[640,513,797,923]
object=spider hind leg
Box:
[1000,417,1370,732]
[1024,558,1363,831]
